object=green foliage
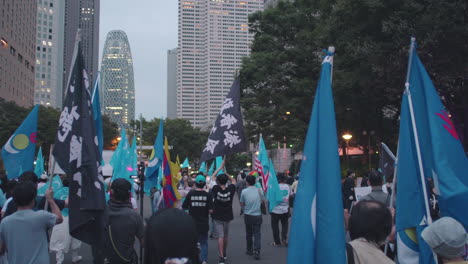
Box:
[241,0,467,158]
[131,118,209,165]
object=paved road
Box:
[54,194,289,264]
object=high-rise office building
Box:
[0,0,37,107]
[176,0,263,128]
[100,30,135,129]
[34,0,65,108]
[63,0,99,91]
[167,48,178,119]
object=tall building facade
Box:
[0,0,37,107]
[177,0,263,128]
[167,48,178,119]
[63,0,99,91]
[34,0,65,108]
[100,30,135,129]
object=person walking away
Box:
[342,171,356,211]
[183,175,213,264]
[421,217,468,264]
[270,174,291,246]
[360,172,390,207]
[347,200,394,264]
[144,208,200,264]
[212,174,236,264]
[106,178,144,264]
[0,181,63,263]
[240,175,265,260]
[235,172,247,215]
[50,178,82,264]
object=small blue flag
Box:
[109,128,130,179]
[181,157,190,168]
[1,105,39,179]
[266,159,283,212]
[216,156,225,175]
[145,119,164,193]
[34,146,45,178]
[207,161,214,176]
[199,162,207,174]
[91,74,104,165]
[287,50,346,264]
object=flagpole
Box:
[384,142,398,255]
[44,145,57,212]
[405,37,438,263]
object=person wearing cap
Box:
[421,217,468,264]
[183,175,214,264]
[106,178,144,264]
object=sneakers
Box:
[219,256,226,264]
[246,250,254,256]
[254,250,260,260]
[282,239,288,246]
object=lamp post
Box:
[246,162,252,170]
[362,130,375,170]
[342,133,352,169]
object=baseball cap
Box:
[421,217,468,259]
[111,178,132,193]
[195,175,206,183]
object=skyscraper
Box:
[63,0,99,90]
[100,30,135,129]
[176,0,263,128]
[0,0,37,107]
[34,0,65,108]
[167,48,178,119]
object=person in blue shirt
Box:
[240,175,265,260]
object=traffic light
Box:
[137,161,145,178]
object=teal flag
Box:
[199,162,207,174]
[216,156,224,175]
[109,129,130,179]
[1,105,39,179]
[181,157,190,168]
[145,119,164,193]
[37,175,63,196]
[34,146,44,178]
[207,161,214,176]
[288,50,346,264]
[266,159,283,211]
[91,74,104,165]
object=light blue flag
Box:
[287,50,346,264]
[54,185,69,217]
[266,159,283,212]
[109,128,129,179]
[128,135,138,177]
[145,119,164,193]
[207,161,214,176]
[91,74,104,165]
[1,105,39,179]
[216,156,225,175]
[34,146,44,178]
[199,162,207,174]
[258,136,269,172]
[396,40,468,264]
[181,158,190,168]
[37,175,63,196]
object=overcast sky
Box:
[99,0,177,120]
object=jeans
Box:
[270,212,289,244]
[244,214,262,252]
[198,233,208,262]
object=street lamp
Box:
[246,162,252,169]
[342,133,352,169]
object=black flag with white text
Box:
[52,44,107,245]
[201,79,246,162]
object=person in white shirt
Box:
[270,174,291,246]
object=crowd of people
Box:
[0,167,466,264]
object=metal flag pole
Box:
[404,37,438,263]
[138,114,144,264]
[44,145,57,211]
[383,142,398,256]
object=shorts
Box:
[213,219,230,238]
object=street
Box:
[53,194,289,264]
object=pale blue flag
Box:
[34,146,44,177]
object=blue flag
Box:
[207,161,214,176]
[129,135,138,176]
[37,175,63,196]
[287,50,346,264]
[1,105,39,179]
[34,146,45,178]
[91,74,104,165]
[145,119,164,193]
[216,156,224,175]
[266,159,283,212]
[396,40,468,264]
[181,157,190,168]
[109,128,130,179]
[199,162,207,174]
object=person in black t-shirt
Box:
[211,174,236,264]
[183,175,213,264]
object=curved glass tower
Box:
[100,30,135,128]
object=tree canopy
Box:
[240,0,467,158]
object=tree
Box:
[102,115,119,150]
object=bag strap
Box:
[108,225,132,263]
[346,243,355,264]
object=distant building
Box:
[100,30,135,129]
[167,48,178,119]
[0,0,37,107]
[63,0,99,91]
[177,0,264,128]
[34,0,65,108]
